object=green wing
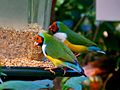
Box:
[67,30,96,46]
[45,35,76,63]
[59,22,97,46]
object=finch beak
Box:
[48,26,51,30]
[34,42,39,46]
[48,26,52,31]
[48,26,53,34]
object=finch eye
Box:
[36,37,39,40]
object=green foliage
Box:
[53,0,120,89]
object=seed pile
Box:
[0,58,54,68]
[0,24,54,68]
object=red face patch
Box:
[49,22,58,33]
[34,35,43,44]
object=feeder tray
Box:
[1,66,83,81]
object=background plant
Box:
[51,0,120,89]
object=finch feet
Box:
[74,53,81,57]
[44,67,56,75]
[62,68,67,75]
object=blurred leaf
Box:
[0,79,53,90]
[115,57,120,71]
[77,4,84,10]
[114,23,120,38]
[62,76,88,90]
[56,0,65,7]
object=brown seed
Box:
[0,24,55,68]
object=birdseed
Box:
[0,24,54,68]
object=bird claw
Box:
[74,53,81,57]
[44,67,56,75]
[62,68,67,76]
[63,70,66,76]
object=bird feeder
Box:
[0,0,82,81]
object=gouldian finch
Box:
[49,21,105,54]
[34,32,86,76]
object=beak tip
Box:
[34,42,39,46]
[48,25,51,30]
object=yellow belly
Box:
[64,40,88,53]
[46,55,64,67]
